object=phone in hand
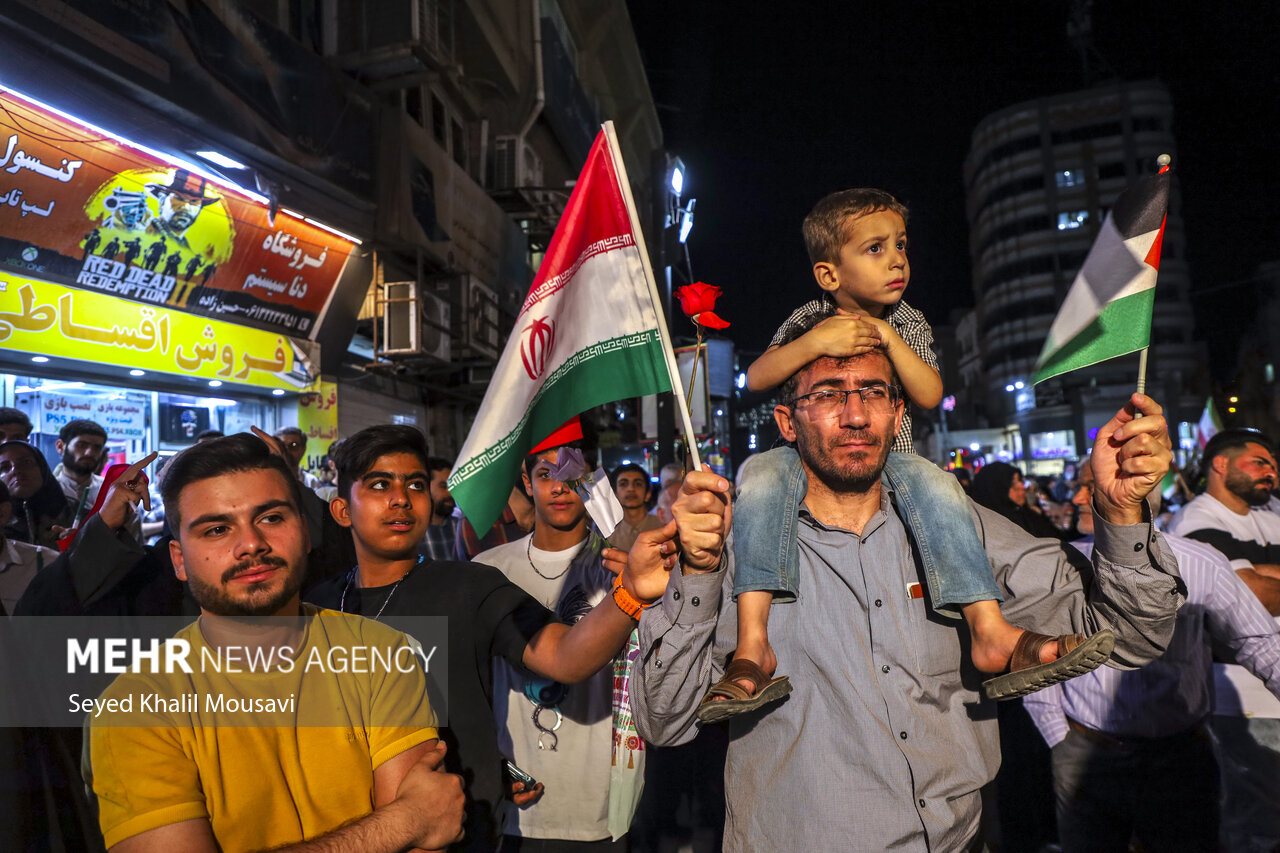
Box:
[504,759,538,790]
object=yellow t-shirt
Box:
[87,604,437,851]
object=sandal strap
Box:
[704,679,753,703]
[722,657,770,696]
[1008,631,1054,672]
[1009,631,1088,672]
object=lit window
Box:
[1056,210,1089,230]
[1056,169,1083,188]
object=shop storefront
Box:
[0,85,359,472]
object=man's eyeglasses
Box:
[789,384,901,416]
[282,440,305,450]
[1072,481,1094,496]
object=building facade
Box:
[962,79,1205,474]
[0,0,663,471]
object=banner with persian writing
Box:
[0,88,356,339]
[0,272,318,392]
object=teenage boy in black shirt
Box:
[307,425,674,852]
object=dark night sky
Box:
[627,1,1280,378]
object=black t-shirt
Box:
[306,559,555,851]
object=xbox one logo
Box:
[20,247,37,262]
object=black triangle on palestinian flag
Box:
[1033,168,1170,384]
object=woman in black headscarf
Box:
[970,461,1069,541]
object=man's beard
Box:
[62,449,98,476]
[1226,467,1275,507]
[794,423,890,493]
[186,555,302,617]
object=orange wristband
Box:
[611,575,651,620]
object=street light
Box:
[678,198,696,244]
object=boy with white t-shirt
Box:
[478,438,643,851]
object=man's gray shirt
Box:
[632,489,1183,852]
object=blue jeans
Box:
[732,446,1001,618]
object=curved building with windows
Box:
[963,79,1203,473]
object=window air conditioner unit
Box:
[492,135,544,190]
[381,281,418,355]
[432,274,501,360]
[420,289,452,362]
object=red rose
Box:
[674,282,730,329]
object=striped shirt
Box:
[770,296,938,454]
[1024,534,1280,745]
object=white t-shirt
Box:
[476,534,615,841]
[1167,492,1280,571]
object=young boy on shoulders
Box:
[699,189,1113,722]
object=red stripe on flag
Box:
[1144,213,1166,271]
[524,136,632,298]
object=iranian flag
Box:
[448,123,677,533]
[1197,396,1223,449]
[1032,169,1170,384]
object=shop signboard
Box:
[0,88,356,338]
[297,380,339,471]
[0,271,318,391]
[37,391,147,440]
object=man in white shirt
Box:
[477,438,641,852]
[52,419,107,512]
[1167,428,1280,851]
[1169,428,1280,613]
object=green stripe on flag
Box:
[450,331,670,534]
[1033,289,1155,384]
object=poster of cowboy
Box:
[0,89,356,339]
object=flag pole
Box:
[601,120,703,470]
[1137,154,1172,398]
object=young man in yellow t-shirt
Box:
[86,434,465,853]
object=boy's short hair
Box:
[59,419,107,444]
[426,456,453,476]
[802,188,909,266]
[333,425,430,499]
[0,407,32,437]
[159,433,302,533]
[610,462,649,490]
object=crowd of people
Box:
[0,187,1277,853]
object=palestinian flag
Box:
[1032,169,1170,384]
[448,123,673,534]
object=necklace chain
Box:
[339,555,424,622]
[527,537,572,581]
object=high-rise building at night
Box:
[962,79,1204,473]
